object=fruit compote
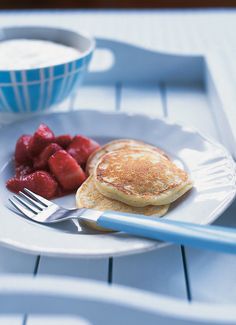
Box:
[6,124,100,199]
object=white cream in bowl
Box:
[0,39,81,70]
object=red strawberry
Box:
[33,143,62,170]
[67,135,100,165]
[15,135,32,164]
[55,134,72,149]
[49,150,86,191]
[29,124,55,156]
[15,164,33,178]
[6,171,58,199]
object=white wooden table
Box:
[1,9,236,324]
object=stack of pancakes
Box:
[76,139,193,230]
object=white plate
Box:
[0,110,235,258]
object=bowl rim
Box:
[0,25,95,72]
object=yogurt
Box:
[0,39,81,70]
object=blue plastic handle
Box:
[97,211,236,254]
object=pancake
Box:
[76,175,169,231]
[94,148,193,207]
[86,139,168,175]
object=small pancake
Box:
[86,139,168,175]
[94,148,193,207]
[76,175,169,231]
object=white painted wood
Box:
[113,245,187,298]
[26,316,90,325]
[165,84,219,140]
[73,85,116,111]
[185,198,236,303]
[205,59,236,156]
[185,250,236,302]
[120,84,163,116]
[4,276,236,325]
[205,53,236,155]
[37,256,108,281]
[0,317,23,325]
[0,247,36,325]
[0,247,36,274]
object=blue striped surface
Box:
[0,52,93,113]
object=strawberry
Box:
[15,135,32,164]
[33,143,62,170]
[6,171,58,199]
[67,135,100,165]
[29,124,55,156]
[49,150,86,191]
[55,134,72,149]
[15,164,33,178]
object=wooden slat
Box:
[0,247,37,325]
[0,317,23,325]
[113,245,187,298]
[165,83,236,302]
[73,85,116,111]
[120,84,163,116]
[206,55,236,155]
[0,247,36,274]
[112,84,187,298]
[26,316,89,325]
[165,84,219,140]
[36,256,108,281]
[185,198,236,302]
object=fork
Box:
[9,188,236,254]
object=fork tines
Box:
[9,188,51,218]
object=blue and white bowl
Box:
[0,26,94,113]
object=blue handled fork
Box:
[9,188,236,254]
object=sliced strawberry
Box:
[55,134,72,149]
[56,186,72,198]
[6,171,58,199]
[33,143,62,170]
[15,164,33,178]
[49,150,86,191]
[29,124,55,156]
[15,135,32,164]
[67,135,100,165]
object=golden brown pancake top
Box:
[95,148,189,198]
[86,138,168,175]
